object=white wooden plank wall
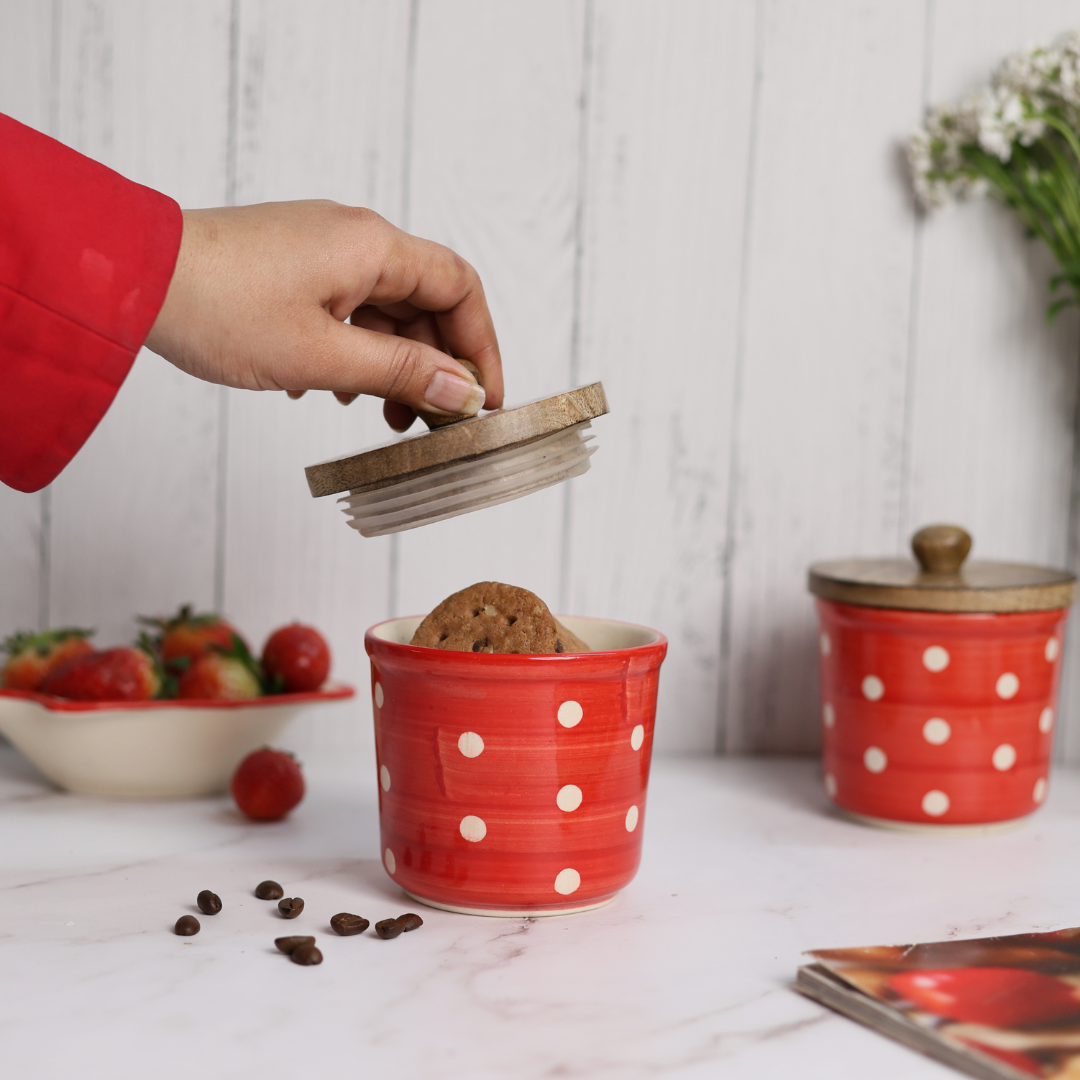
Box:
[0,3,53,637]
[2,0,1080,763]
[908,0,1080,762]
[722,0,928,752]
[47,1,231,649]
[394,0,586,626]
[567,0,757,752]
[222,0,411,754]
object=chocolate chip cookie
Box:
[410,582,590,654]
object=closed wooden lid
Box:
[305,383,609,498]
[808,525,1076,613]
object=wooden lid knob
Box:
[912,525,972,574]
[418,360,484,429]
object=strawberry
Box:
[231,748,305,820]
[262,624,331,693]
[1,629,95,690]
[888,968,1080,1027]
[178,635,262,700]
[40,646,160,702]
[138,605,245,675]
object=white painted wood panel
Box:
[910,1,1080,763]
[392,0,587,620]
[44,0,230,647]
[222,0,412,755]
[722,0,928,753]
[0,2,54,638]
[565,0,758,752]
[4,0,1080,764]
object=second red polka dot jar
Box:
[365,616,667,915]
[809,526,1075,828]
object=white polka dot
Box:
[384,847,396,874]
[922,790,949,817]
[374,682,384,708]
[862,675,884,701]
[630,724,645,751]
[379,765,391,791]
[558,700,583,728]
[556,784,583,812]
[824,773,837,798]
[458,731,484,758]
[1040,707,1054,734]
[625,805,639,832]
[1047,637,1060,662]
[863,746,887,773]
[554,868,580,895]
[992,743,1017,771]
[923,718,951,745]
[459,815,487,842]
[996,672,1019,700]
[822,703,835,728]
[923,645,950,672]
[1034,777,1048,804]
[820,633,831,657]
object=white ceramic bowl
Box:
[0,684,354,798]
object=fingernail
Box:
[423,370,486,415]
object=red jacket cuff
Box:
[0,113,183,493]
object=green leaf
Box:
[2,628,95,658]
[1046,296,1076,322]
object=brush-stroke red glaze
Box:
[365,617,667,914]
[816,599,1067,825]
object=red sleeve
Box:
[0,113,182,493]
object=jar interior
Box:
[371,615,660,652]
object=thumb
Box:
[314,320,487,416]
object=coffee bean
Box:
[330,912,369,936]
[197,890,222,915]
[399,913,424,932]
[275,935,315,955]
[278,897,304,919]
[290,943,323,966]
[375,918,403,939]
[255,880,284,900]
[175,915,200,936]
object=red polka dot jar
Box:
[809,525,1075,829]
[365,616,667,915]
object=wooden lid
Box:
[306,383,609,498]
[808,525,1076,613]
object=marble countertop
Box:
[4,744,1080,1079]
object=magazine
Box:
[797,928,1080,1079]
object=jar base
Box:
[837,807,1030,835]
[402,888,617,918]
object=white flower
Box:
[968,86,1044,161]
[908,29,1078,209]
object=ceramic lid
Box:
[808,525,1076,613]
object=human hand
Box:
[144,201,503,431]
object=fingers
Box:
[383,400,417,432]
[351,302,483,431]
[305,318,486,418]
[368,230,504,409]
[157,201,506,425]
[351,306,445,353]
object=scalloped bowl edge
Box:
[0,683,354,799]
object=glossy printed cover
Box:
[801,928,1080,1079]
